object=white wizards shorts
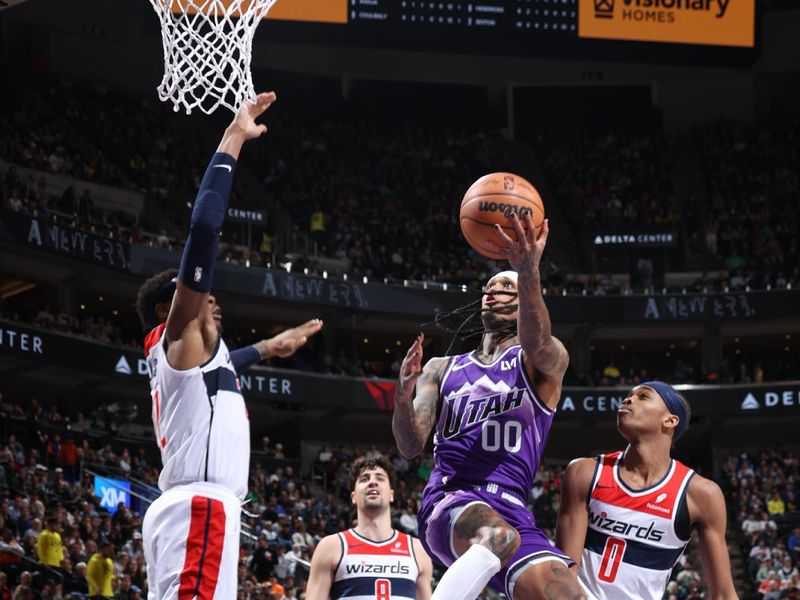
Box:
[143,481,242,600]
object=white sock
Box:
[431,544,502,600]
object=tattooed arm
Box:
[490,214,569,410]
[393,333,446,459]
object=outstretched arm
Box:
[488,214,569,409]
[392,333,446,459]
[555,457,595,570]
[165,92,276,370]
[230,318,324,373]
[689,476,739,600]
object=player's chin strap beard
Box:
[419,291,519,355]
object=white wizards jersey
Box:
[578,450,694,600]
[144,324,249,501]
[331,529,419,600]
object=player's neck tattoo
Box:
[477,331,518,363]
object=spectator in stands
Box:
[0,573,9,600]
[1,525,24,560]
[36,516,62,569]
[121,531,143,561]
[780,556,799,581]
[398,500,418,536]
[759,571,782,599]
[757,557,776,583]
[602,358,621,384]
[113,574,138,600]
[250,535,275,582]
[768,489,786,516]
[12,572,33,600]
[11,585,32,600]
[789,528,800,560]
[290,522,313,551]
[87,541,115,599]
[784,572,800,595]
[284,543,304,580]
[61,557,89,597]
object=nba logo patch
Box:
[194,267,203,282]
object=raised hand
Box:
[397,333,425,403]
[265,318,323,358]
[230,91,277,140]
[486,213,549,274]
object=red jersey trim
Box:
[591,451,693,519]
[144,323,166,357]
[342,529,411,556]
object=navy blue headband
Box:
[152,276,177,305]
[642,380,689,440]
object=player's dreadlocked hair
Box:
[420,288,519,355]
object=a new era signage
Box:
[740,389,800,412]
[94,476,131,514]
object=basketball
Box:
[459,172,545,260]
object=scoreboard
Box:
[166,0,758,63]
[265,0,755,48]
[344,1,578,34]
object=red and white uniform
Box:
[578,450,694,600]
[142,324,249,600]
[332,529,420,600]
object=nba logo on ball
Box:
[503,175,515,191]
[194,267,203,282]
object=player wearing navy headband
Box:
[136,94,322,600]
[556,381,738,600]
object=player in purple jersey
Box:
[393,212,586,600]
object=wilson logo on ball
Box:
[478,202,533,219]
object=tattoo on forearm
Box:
[392,358,444,457]
[517,277,568,379]
[393,402,423,457]
[517,272,549,340]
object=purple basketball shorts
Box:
[419,484,574,598]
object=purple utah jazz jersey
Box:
[426,345,555,500]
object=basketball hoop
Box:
[149,0,278,115]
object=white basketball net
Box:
[149,0,278,114]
